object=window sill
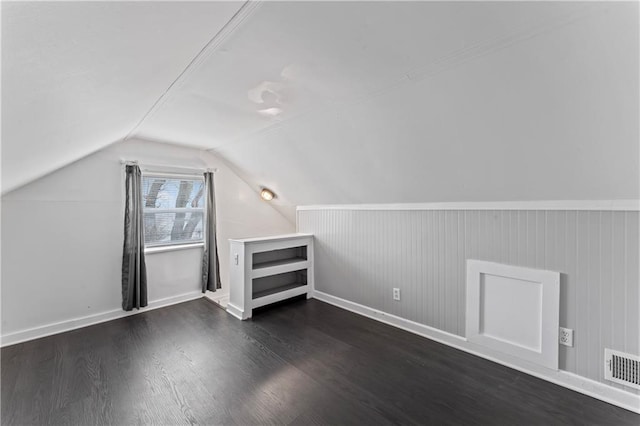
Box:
[145,242,204,254]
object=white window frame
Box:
[142,171,206,250]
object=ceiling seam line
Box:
[123,0,262,142]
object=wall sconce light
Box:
[260,187,275,201]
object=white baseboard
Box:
[313,290,640,414]
[225,302,244,320]
[0,291,204,347]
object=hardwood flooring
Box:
[2,297,639,425]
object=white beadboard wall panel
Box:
[612,213,626,358]
[627,215,640,356]
[599,211,613,384]
[575,211,589,378]
[298,208,640,394]
[565,210,578,375]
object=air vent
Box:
[604,349,640,389]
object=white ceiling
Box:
[1,1,244,193]
[3,2,638,221]
[135,1,585,147]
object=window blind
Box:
[142,175,205,246]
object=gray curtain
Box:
[202,172,221,292]
[122,164,148,311]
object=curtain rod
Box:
[120,160,217,173]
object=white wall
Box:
[298,206,640,407]
[0,139,293,344]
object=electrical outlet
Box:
[393,288,401,301]
[234,254,239,265]
[559,327,574,347]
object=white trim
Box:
[145,242,204,254]
[229,233,313,244]
[0,291,203,347]
[252,285,309,309]
[142,171,206,180]
[122,161,215,175]
[226,302,245,320]
[313,290,468,344]
[312,290,640,414]
[252,260,311,279]
[297,200,640,212]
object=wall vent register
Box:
[605,349,640,390]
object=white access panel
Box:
[466,260,560,370]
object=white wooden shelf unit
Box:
[226,234,314,320]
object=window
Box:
[142,174,205,247]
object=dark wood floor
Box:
[2,298,639,425]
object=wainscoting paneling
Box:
[297,208,640,396]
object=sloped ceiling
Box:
[1,1,245,193]
[3,2,638,222]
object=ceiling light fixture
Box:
[260,188,275,201]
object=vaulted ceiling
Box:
[1,1,245,192]
[3,1,638,221]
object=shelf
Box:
[252,282,306,300]
[252,284,308,309]
[253,257,306,270]
[228,233,313,319]
[252,269,307,295]
[251,259,310,279]
[230,233,312,244]
[252,246,307,270]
